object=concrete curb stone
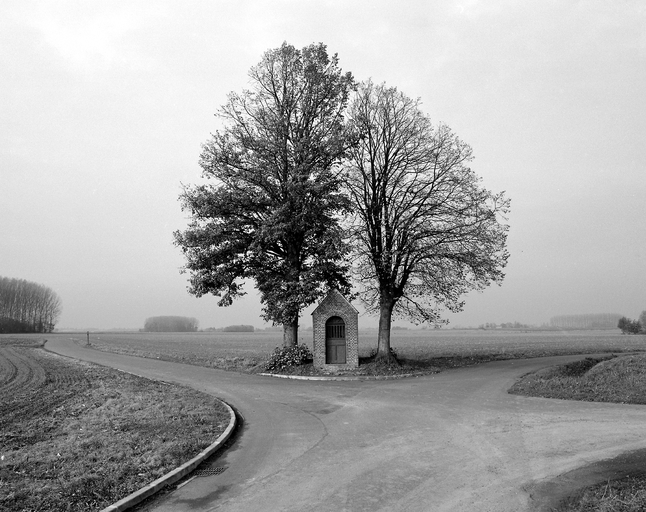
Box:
[100,400,237,512]
[258,372,423,381]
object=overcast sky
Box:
[1,1,644,330]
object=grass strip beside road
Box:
[509,354,646,404]
[0,338,230,512]
[511,354,646,511]
[556,476,646,512]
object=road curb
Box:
[258,372,426,381]
[100,400,237,512]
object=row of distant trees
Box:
[143,316,199,332]
[479,322,532,329]
[618,312,646,334]
[0,276,62,333]
[204,324,255,332]
[550,313,623,330]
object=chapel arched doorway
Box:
[325,316,346,364]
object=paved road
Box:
[46,338,646,512]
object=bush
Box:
[264,344,313,373]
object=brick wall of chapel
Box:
[312,292,358,370]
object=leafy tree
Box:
[639,310,646,333]
[344,81,510,361]
[617,316,627,332]
[174,42,354,347]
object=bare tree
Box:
[0,276,62,333]
[345,82,510,361]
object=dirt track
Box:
[46,337,646,512]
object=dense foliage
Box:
[143,316,199,332]
[175,42,354,347]
[0,276,62,333]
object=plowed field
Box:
[0,337,230,512]
[1,341,85,437]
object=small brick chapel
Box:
[311,289,359,370]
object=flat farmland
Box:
[388,329,646,360]
[48,329,646,372]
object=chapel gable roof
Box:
[312,289,358,316]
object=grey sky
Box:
[1,1,644,329]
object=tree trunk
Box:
[283,319,298,348]
[376,292,398,364]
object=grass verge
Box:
[509,354,646,403]
[510,354,646,511]
[259,352,551,377]
[0,338,230,512]
[555,475,646,512]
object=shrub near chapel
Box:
[264,344,313,373]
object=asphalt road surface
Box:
[46,338,646,512]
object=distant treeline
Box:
[479,321,533,329]
[0,276,62,333]
[205,325,255,332]
[143,316,199,332]
[550,313,623,330]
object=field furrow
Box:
[0,347,18,386]
[0,347,44,397]
[0,346,87,433]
